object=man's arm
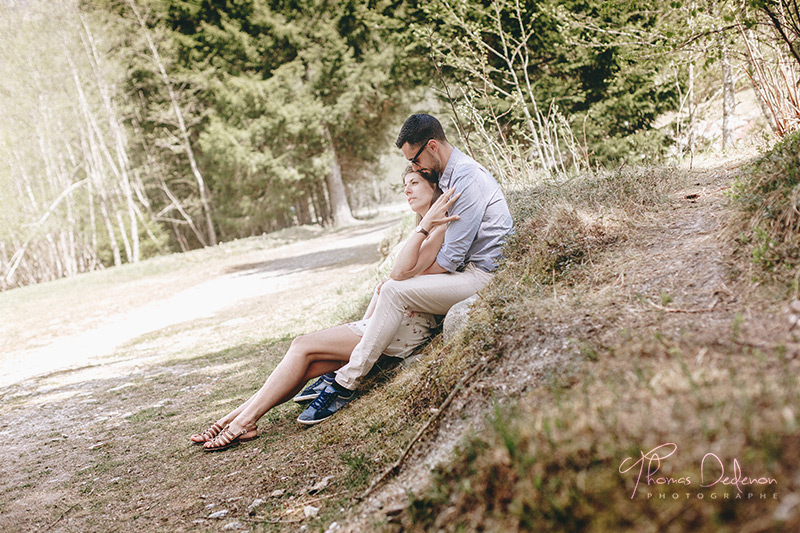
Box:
[435,176,489,272]
[421,261,448,275]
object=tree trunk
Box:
[313,182,329,224]
[295,195,313,226]
[322,125,356,227]
[80,14,140,262]
[743,28,779,135]
[719,34,736,150]
[687,60,696,165]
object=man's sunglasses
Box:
[409,139,431,165]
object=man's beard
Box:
[419,167,440,183]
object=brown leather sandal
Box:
[203,425,259,452]
[190,422,225,445]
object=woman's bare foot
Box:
[190,421,226,445]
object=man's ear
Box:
[428,139,439,153]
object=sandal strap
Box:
[208,426,248,448]
[200,422,224,440]
[191,421,225,443]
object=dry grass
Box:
[729,129,800,284]
[387,162,800,531]
[5,156,800,531]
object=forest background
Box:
[0,0,798,291]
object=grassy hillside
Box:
[389,144,800,531]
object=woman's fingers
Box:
[444,192,461,207]
[433,188,457,206]
[431,191,460,214]
[421,189,460,228]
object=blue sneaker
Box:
[297,382,355,425]
[293,372,336,403]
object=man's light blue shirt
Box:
[436,147,513,273]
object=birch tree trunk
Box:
[687,60,696,165]
[80,13,140,261]
[719,34,736,150]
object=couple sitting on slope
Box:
[191,113,513,451]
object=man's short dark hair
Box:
[395,114,447,149]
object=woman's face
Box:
[403,172,436,215]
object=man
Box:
[297,113,513,424]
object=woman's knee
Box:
[288,335,313,358]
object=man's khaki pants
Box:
[335,263,492,389]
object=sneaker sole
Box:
[292,393,321,403]
[296,414,332,426]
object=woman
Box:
[192,169,459,451]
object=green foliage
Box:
[196,70,327,237]
[114,0,421,239]
[423,0,679,169]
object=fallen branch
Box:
[358,357,489,501]
[731,338,800,352]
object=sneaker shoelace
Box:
[308,387,336,411]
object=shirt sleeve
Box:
[436,175,488,272]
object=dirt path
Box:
[0,214,403,391]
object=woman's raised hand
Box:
[420,188,461,231]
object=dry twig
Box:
[45,503,80,531]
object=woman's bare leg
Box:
[208,325,360,437]
[217,359,344,427]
